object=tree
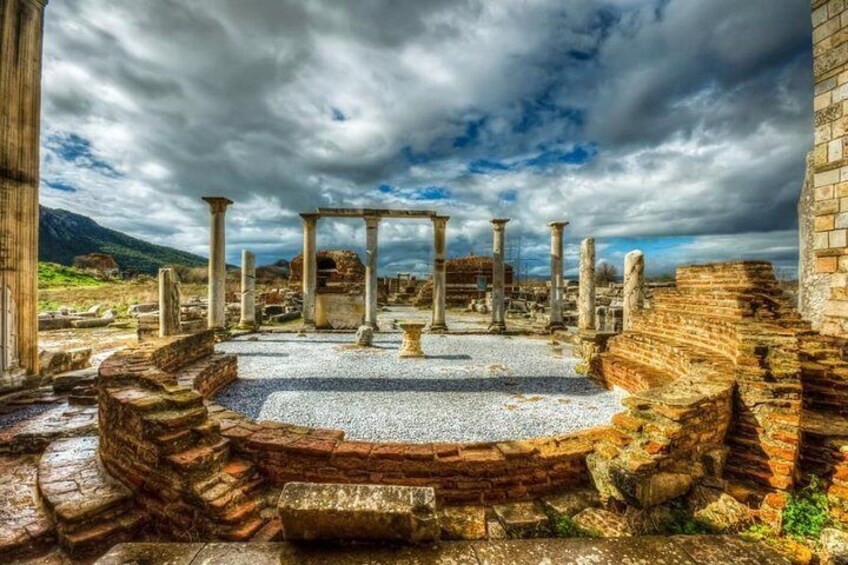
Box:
[595,261,618,287]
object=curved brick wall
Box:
[209,409,614,505]
[97,329,624,542]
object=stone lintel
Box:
[315,208,437,219]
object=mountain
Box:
[39,206,208,275]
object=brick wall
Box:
[211,410,615,506]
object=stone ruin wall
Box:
[806,0,848,336]
[588,262,808,523]
[289,250,365,290]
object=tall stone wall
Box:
[0,0,48,389]
[810,0,848,336]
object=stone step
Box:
[251,517,283,542]
[58,507,147,556]
[215,517,266,541]
[38,437,135,527]
[801,408,848,438]
[598,353,674,392]
[142,405,208,436]
[165,438,230,473]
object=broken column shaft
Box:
[238,250,256,330]
[578,238,596,331]
[623,250,645,331]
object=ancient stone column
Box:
[489,219,509,334]
[0,0,48,380]
[547,221,569,330]
[623,250,645,331]
[158,268,181,337]
[238,250,256,330]
[578,238,596,331]
[364,216,381,330]
[430,216,449,332]
[203,197,233,330]
[300,213,319,328]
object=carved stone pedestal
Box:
[398,322,425,358]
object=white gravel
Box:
[214,333,626,443]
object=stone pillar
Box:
[203,197,232,330]
[158,268,181,337]
[578,238,596,331]
[238,250,256,330]
[489,219,509,333]
[364,216,380,330]
[300,213,319,328]
[430,216,449,332]
[623,250,645,331]
[1,0,48,382]
[547,221,569,330]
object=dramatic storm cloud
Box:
[39,0,812,278]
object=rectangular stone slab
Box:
[278,482,439,542]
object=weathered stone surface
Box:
[93,538,792,565]
[277,482,439,542]
[52,367,98,394]
[354,325,374,347]
[687,486,751,533]
[439,505,487,540]
[238,250,257,330]
[39,348,92,378]
[0,455,54,558]
[96,542,205,565]
[492,501,549,537]
[572,508,631,538]
[0,403,97,454]
[821,528,848,565]
[540,487,601,519]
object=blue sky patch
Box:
[47,133,121,177]
[331,107,346,121]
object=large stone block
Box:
[277,482,439,542]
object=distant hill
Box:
[39,206,208,275]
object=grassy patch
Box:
[661,500,712,535]
[38,262,104,289]
[551,515,597,538]
[782,476,830,540]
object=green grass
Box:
[38,262,105,289]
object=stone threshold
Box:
[96,536,789,564]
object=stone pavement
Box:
[97,536,790,564]
[0,455,54,558]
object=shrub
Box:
[782,476,830,540]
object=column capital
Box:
[364,215,382,228]
[491,218,510,229]
[432,215,450,226]
[202,196,233,214]
[300,212,320,224]
[548,221,569,230]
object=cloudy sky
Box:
[40,0,812,278]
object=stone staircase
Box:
[592,262,807,508]
[38,436,147,556]
[100,344,270,542]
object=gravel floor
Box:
[214,333,625,443]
